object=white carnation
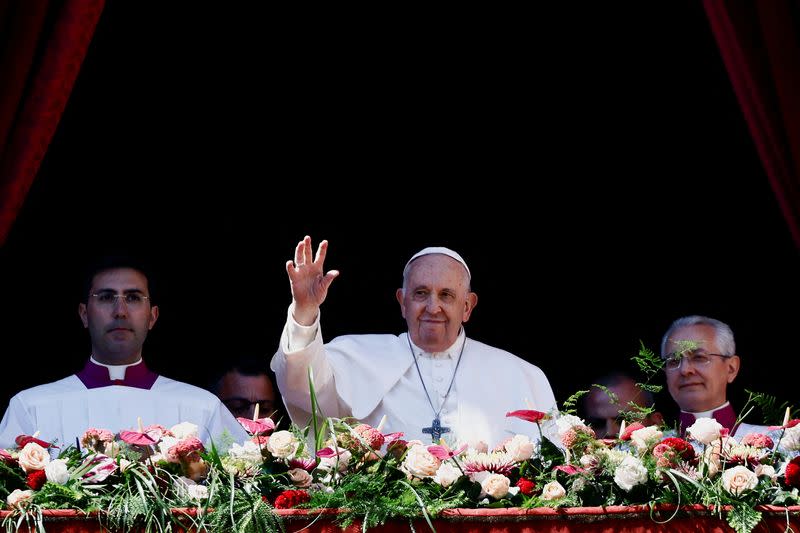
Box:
[779,425,800,452]
[44,459,70,485]
[170,422,200,440]
[433,462,462,488]
[614,455,649,491]
[630,426,663,454]
[555,414,584,440]
[504,434,535,462]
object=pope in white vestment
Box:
[271,238,558,447]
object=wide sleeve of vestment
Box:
[271,308,414,427]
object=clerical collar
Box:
[76,358,159,390]
[90,356,143,380]
[408,330,466,360]
[683,401,730,419]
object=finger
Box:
[294,239,305,266]
[285,259,295,275]
[302,235,313,265]
[314,239,329,265]
[321,270,340,291]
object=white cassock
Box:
[271,308,558,447]
[0,371,248,450]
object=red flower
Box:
[660,437,695,459]
[620,422,645,441]
[26,470,47,490]
[516,477,536,495]
[506,410,547,423]
[785,457,800,488]
[273,489,311,509]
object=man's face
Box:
[585,379,663,438]
[664,324,740,412]
[396,254,477,353]
[217,371,277,420]
[78,268,158,365]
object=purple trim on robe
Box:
[75,359,159,390]
[679,403,739,436]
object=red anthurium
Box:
[505,410,547,423]
[554,465,587,475]
[768,419,800,431]
[119,430,158,446]
[316,447,346,458]
[15,434,57,449]
[427,443,468,460]
[237,417,276,436]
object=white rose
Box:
[473,471,510,499]
[630,426,663,454]
[288,468,312,488]
[44,459,70,485]
[754,464,776,480]
[18,442,50,472]
[504,435,535,462]
[540,480,566,501]
[779,425,800,452]
[614,455,649,491]
[555,414,584,441]
[170,422,200,440]
[687,418,723,445]
[401,445,441,478]
[266,431,299,459]
[722,465,758,495]
[228,441,264,465]
[6,489,34,508]
[433,462,462,488]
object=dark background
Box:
[1,2,797,424]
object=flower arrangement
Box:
[1,355,799,533]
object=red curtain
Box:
[703,0,800,249]
[0,0,104,247]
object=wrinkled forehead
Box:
[406,254,471,287]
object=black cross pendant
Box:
[422,417,450,442]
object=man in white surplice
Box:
[271,236,557,447]
[0,257,247,450]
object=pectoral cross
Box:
[422,417,450,442]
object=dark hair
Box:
[587,371,655,405]
[81,254,156,304]
[209,355,271,394]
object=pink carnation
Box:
[81,428,115,450]
[354,424,385,450]
[166,437,205,463]
[741,433,774,449]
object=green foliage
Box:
[742,389,793,426]
[205,490,282,533]
[0,460,26,500]
[631,341,664,379]
[727,503,762,533]
[561,390,589,415]
[31,482,86,509]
